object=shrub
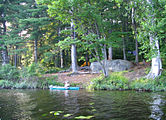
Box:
[88,72,129,90]
[0,64,19,81]
[45,67,63,74]
[14,80,38,89]
[19,63,46,80]
[0,80,14,88]
[37,75,63,89]
[26,63,45,77]
[130,76,166,91]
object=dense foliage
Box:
[88,72,129,90]
[88,71,166,91]
[0,64,62,89]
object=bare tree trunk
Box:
[122,37,126,60]
[108,47,113,60]
[1,47,9,65]
[147,35,162,79]
[1,12,9,65]
[135,39,139,63]
[14,45,18,67]
[102,44,107,60]
[71,19,77,73]
[131,3,139,64]
[102,44,108,77]
[34,39,38,63]
[122,22,126,60]
[60,49,64,68]
[85,53,89,66]
[108,20,113,61]
[58,27,64,68]
[146,0,162,79]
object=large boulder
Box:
[108,59,134,72]
[90,62,103,73]
[90,59,134,73]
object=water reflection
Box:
[0,90,35,120]
[149,94,165,120]
[0,90,166,120]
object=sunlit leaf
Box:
[91,109,96,112]
[89,102,94,105]
[42,113,47,117]
[50,111,55,114]
[75,115,94,119]
[54,112,60,116]
[64,114,73,117]
[53,111,64,116]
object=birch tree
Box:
[146,0,162,78]
[136,0,162,79]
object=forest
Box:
[0,0,166,91]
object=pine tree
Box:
[0,0,10,65]
[19,0,51,64]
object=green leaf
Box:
[50,111,55,114]
[91,109,96,112]
[89,102,94,105]
[54,112,60,116]
[42,113,47,117]
[75,115,94,119]
[64,114,73,117]
[52,111,64,116]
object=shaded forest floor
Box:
[44,65,148,88]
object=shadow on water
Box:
[0,89,166,120]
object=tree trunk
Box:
[14,45,18,67]
[34,39,38,63]
[147,35,162,79]
[85,53,89,66]
[108,20,113,61]
[71,19,77,73]
[108,47,113,60]
[60,49,64,68]
[146,0,162,79]
[122,37,126,60]
[131,3,139,64]
[58,27,63,68]
[71,44,77,73]
[122,21,126,60]
[102,44,108,77]
[1,47,9,65]
[135,39,139,64]
[102,44,107,60]
[1,12,9,65]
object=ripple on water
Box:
[0,90,166,120]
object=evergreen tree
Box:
[0,0,10,65]
[19,0,51,64]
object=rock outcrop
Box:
[90,59,134,73]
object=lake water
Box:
[0,89,166,120]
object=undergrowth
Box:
[88,70,166,92]
[88,72,129,90]
[0,64,62,89]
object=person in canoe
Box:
[64,81,70,88]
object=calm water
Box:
[0,89,166,120]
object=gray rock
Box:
[90,62,102,73]
[108,59,134,72]
[90,59,134,73]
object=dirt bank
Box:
[44,65,148,88]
